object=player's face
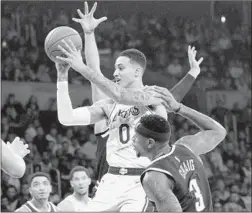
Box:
[132,133,149,158]
[71,171,91,195]
[29,176,52,201]
[113,56,140,88]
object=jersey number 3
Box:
[189,179,205,212]
[119,124,130,144]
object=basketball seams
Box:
[47,33,81,53]
[45,27,83,62]
[44,28,57,50]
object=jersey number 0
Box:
[119,124,130,144]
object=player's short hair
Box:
[137,114,171,143]
[28,172,51,186]
[69,166,90,180]
[119,49,147,70]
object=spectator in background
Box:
[210,100,227,123]
[166,57,183,78]
[19,183,30,205]
[241,158,251,184]
[213,179,230,205]
[6,186,21,211]
[33,126,49,155]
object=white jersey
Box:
[106,103,153,168]
[58,194,90,212]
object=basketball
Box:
[44,26,83,63]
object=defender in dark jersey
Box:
[15,172,59,212]
[132,92,226,212]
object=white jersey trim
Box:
[23,205,32,212]
[27,201,52,212]
[151,145,176,164]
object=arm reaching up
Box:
[155,88,227,156]
[169,46,202,102]
[56,63,106,126]
[73,2,107,103]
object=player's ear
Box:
[134,67,141,78]
[29,187,32,196]
[49,184,52,194]
[147,138,155,149]
[87,178,91,185]
[70,180,73,188]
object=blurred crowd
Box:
[1,2,251,212]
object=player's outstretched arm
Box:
[175,104,227,155]
[169,46,201,102]
[142,171,182,212]
[56,63,106,126]
[56,40,170,107]
[1,138,29,178]
[73,2,107,103]
[152,88,226,155]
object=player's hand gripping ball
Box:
[44,26,83,63]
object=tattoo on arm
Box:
[142,171,182,212]
[79,67,157,105]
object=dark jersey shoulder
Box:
[140,144,213,212]
[95,129,109,182]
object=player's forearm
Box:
[79,66,161,106]
[170,70,197,102]
[2,142,26,178]
[57,82,75,125]
[57,71,74,125]
[57,71,92,126]
[85,33,106,103]
[178,104,226,134]
[85,33,100,71]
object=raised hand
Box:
[7,137,30,158]
[56,39,87,73]
[147,86,181,112]
[72,2,107,33]
[143,86,181,112]
[188,45,203,74]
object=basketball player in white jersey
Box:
[15,172,59,212]
[57,166,91,211]
[80,2,201,186]
[56,46,167,211]
[1,137,30,178]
